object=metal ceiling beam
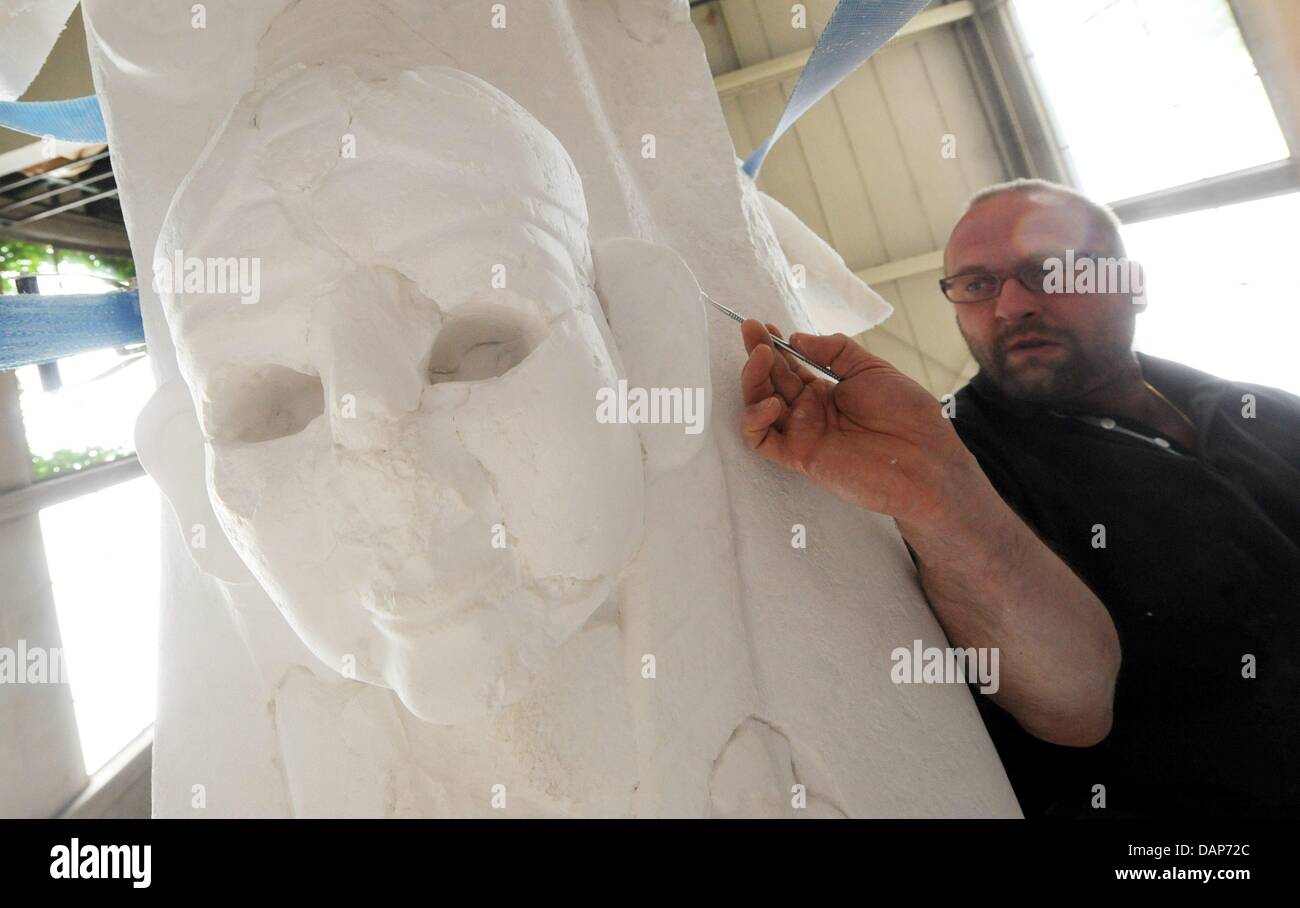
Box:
[951,0,1073,185]
[1108,158,1300,225]
[0,454,143,525]
[0,169,116,215]
[0,210,132,257]
[0,186,119,227]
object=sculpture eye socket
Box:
[427,304,547,385]
[205,364,325,443]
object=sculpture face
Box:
[156,63,645,724]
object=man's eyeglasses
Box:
[938,253,1107,304]
[939,265,1051,304]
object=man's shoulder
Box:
[1140,353,1300,435]
[1141,352,1300,406]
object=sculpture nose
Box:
[324,352,429,450]
[317,274,438,450]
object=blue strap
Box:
[0,96,107,144]
[0,290,143,369]
[743,0,929,177]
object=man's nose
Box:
[994,274,1044,321]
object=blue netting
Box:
[0,95,107,144]
[1,291,143,369]
[743,0,929,177]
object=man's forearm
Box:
[896,458,1121,747]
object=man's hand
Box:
[738,319,1120,748]
[739,319,980,528]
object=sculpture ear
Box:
[135,378,256,584]
[592,237,712,473]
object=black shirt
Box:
[951,353,1300,817]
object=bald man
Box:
[737,179,1300,818]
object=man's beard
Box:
[965,324,1102,404]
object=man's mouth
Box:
[1003,336,1063,356]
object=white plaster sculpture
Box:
[68,0,1020,816]
[157,61,647,725]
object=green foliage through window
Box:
[0,239,135,295]
[30,445,130,481]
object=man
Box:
[737,178,1300,817]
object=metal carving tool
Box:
[702,291,842,383]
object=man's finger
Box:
[740,342,778,405]
[740,396,790,460]
[741,318,772,355]
[765,321,822,382]
[741,319,804,402]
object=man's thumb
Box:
[787,332,880,379]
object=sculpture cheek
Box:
[134,379,255,585]
[432,310,645,586]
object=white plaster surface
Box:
[760,188,894,336]
[72,0,1021,817]
[0,0,79,100]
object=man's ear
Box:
[135,378,256,584]
[592,237,712,473]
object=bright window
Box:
[7,252,157,776]
[1014,0,1298,395]
[1122,192,1300,394]
[1014,0,1289,202]
[37,476,159,774]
